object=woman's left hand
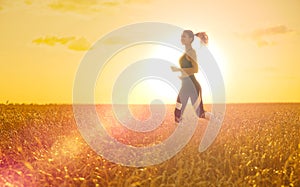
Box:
[170,66,180,72]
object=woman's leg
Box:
[190,82,214,120]
[174,86,189,123]
[190,81,206,118]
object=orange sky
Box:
[1,0,300,104]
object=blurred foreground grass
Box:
[0,103,299,186]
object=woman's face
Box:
[181,32,192,45]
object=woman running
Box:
[171,30,213,124]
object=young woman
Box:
[171,30,213,124]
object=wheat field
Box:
[0,103,299,186]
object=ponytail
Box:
[195,32,208,45]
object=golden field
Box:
[0,103,299,186]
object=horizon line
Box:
[1,102,300,105]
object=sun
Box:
[124,44,180,105]
[128,78,177,104]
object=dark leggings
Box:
[174,75,205,122]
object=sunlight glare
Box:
[128,79,177,104]
[150,44,182,65]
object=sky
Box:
[1,0,300,104]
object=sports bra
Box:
[179,54,196,80]
[179,54,193,68]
